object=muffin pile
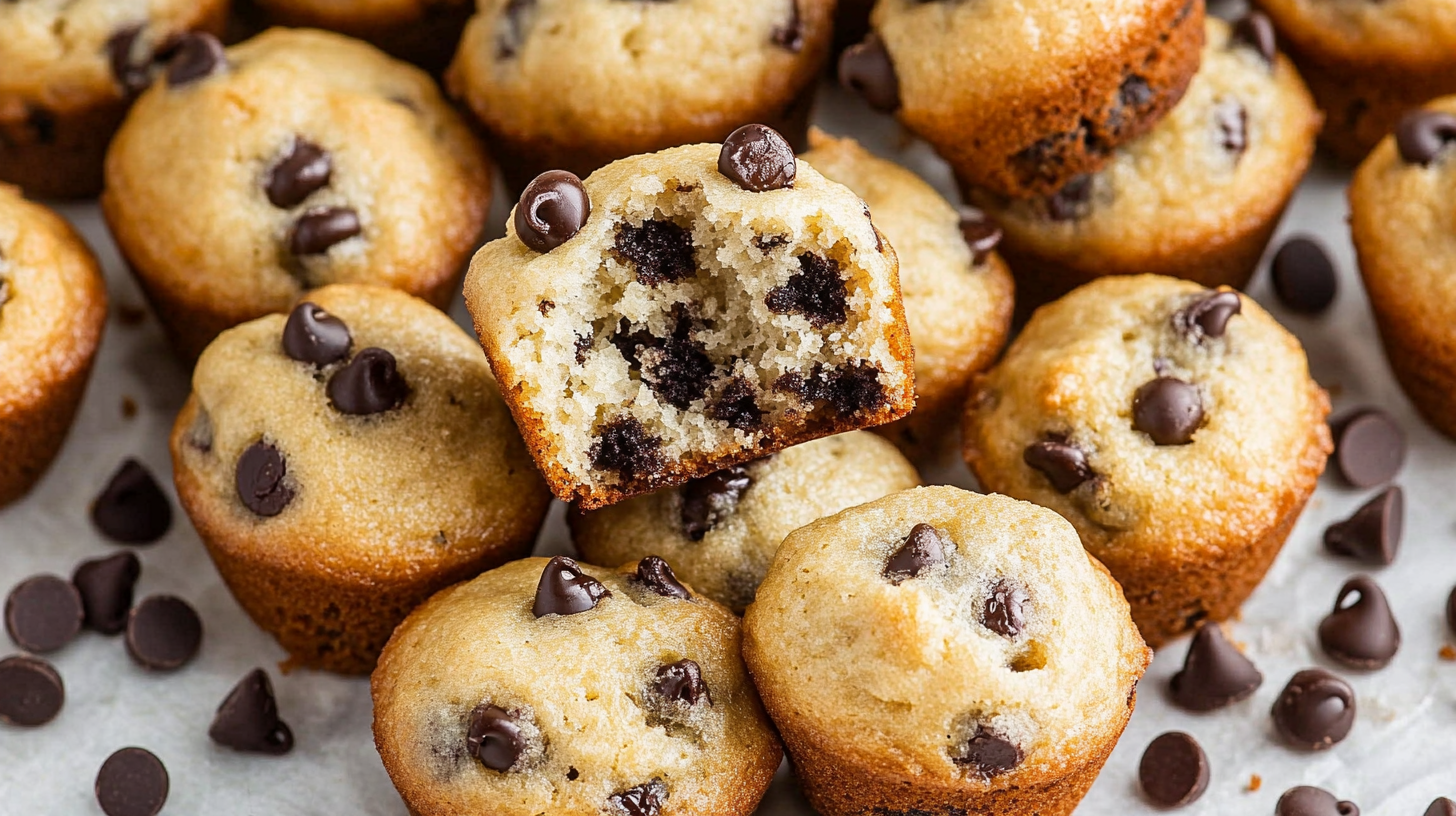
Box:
[2,0,1454,814]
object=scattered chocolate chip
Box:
[775,361,887,417]
[236,442,294,517]
[952,725,1022,779]
[1170,622,1263,711]
[680,465,752,541]
[533,556,610,618]
[290,207,361,256]
[706,377,763,431]
[1318,576,1400,670]
[1276,786,1359,816]
[637,318,713,410]
[982,579,1028,639]
[718,124,796,192]
[1215,100,1248,158]
[327,347,409,415]
[1427,799,1456,816]
[1271,668,1355,750]
[772,0,803,51]
[266,139,333,209]
[1230,11,1276,64]
[1023,437,1094,493]
[73,552,141,636]
[1394,110,1456,166]
[25,106,57,145]
[516,170,590,252]
[635,556,690,600]
[1119,75,1153,108]
[1133,377,1204,446]
[608,779,667,816]
[467,704,525,771]
[1324,487,1402,565]
[497,0,536,59]
[125,595,202,671]
[96,747,169,816]
[654,659,711,706]
[765,253,848,327]
[614,219,696,286]
[1174,290,1242,342]
[164,32,226,86]
[883,524,948,585]
[838,34,900,113]
[282,301,351,366]
[1332,410,1405,488]
[1270,236,1337,316]
[107,25,152,95]
[0,655,64,727]
[209,669,294,755]
[91,459,173,545]
[1046,175,1093,221]
[5,575,83,654]
[958,207,1003,266]
[1139,732,1209,808]
[589,417,665,481]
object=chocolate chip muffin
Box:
[1251,0,1456,162]
[447,0,833,193]
[801,129,1014,455]
[243,0,472,73]
[0,0,229,199]
[963,276,1331,647]
[102,27,492,362]
[967,15,1320,318]
[373,555,782,816]
[742,486,1151,816]
[841,0,1205,198]
[1350,98,1456,439]
[570,431,921,613]
[170,284,550,674]
[0,184,108,506]
[463,132,915,510]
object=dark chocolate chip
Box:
[638,317,713,410]
[838,34,900,113]
[1119,75,1153,109]
[982,579,1028,639]
[5,575,83,654]
[952,725,1022,779]
[164,32,226,86]
[775,362,887,417]
[96,747,169,816]
[680,465,752,541]
[883,524,948,585]
[1271,668,1355,750]
[1318,576,1400,670]
[1230,11,1276,64]
[1174,290,1242,342]
[1169,622,1263,711]
[608,779,667,816]
[91,459,173,545]
[467,704,525,771]
[282,301,351,366]
[765,253,848,327]
[290,207,361,256]
[327,347,410,415]
[497,0,536,59]
[1394,110,1456,166]
[0,654,64,727]
[654,659,711,706]
[1138,731,1209,808]
[1132,377,1204,446]
[533,556,610,618]
[1046,175,1093,221]
[1324,487,1402,565]
[614,219,696,286]
[635,556,690,600]
[1276,786,1360,816]
[26,105,57,145]
[772,0,803,51]
[1271,236,1337,315]
[706,377,763,431]
[1427,799,1456,816]
[1215,100,1248,158]
[516,170,590,252]
[718,124,796,192]
[107,25,152,95]
[589,417,665,481]
[236,442,294,517]
[125,595,202,671]
[209,668,294,755]
[1023,438,1094,493]
[957,207,1003,266]
[73,552,141,636]
[1332,410,1405,488]
[266,139,333,209]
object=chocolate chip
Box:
[765,253,847,327]
[1324,486,1402,565]
[718,124,796,192]
[706,377,763,431]
[958,207,1003,266]
[290,207,361,255]
[1174,290,1242,342]
[589,417,665,481]
[209,668,294,755]
[1271,236,1337,315]
[952,725,1022,779]
[1427,799,1456,816]
[1332,409,1405,488]
[638,319,713,410]
[1138,732,1209,808]
[0,655,64,727]
[1023,437,1094,493]
[327,347,410,415]
[125,595,202,671]
[608,779,667,816]
[266,139,333,209]
[108,25,152,95]
[1215,100,1248,158]
[5,575,83,654]
[282,301,351,366]
[772,0,803,51]
[164,32,226,86]
[533,556,610,617]
[839,35,900,113]
[1318,576,1400,670]
[1395,110,1456,166]
[982,579,1028,639]
[1169,622,1263,711]
[654,659,711,706]
[1046,175,1093,221]
[614,219,696,286]
[883,524,947,585]
[1271,668,1355,750]
[635,555,690,600]
[1276,786,1360,816]
[96,747,169,816]
[236,442,294,517]
[497,0,536,59]
[1132,377,1204,446]
[1119,75,1153,108]
[467,704,525,771]
[1230,11,1276,64]
[72,552,141,636]
[516,170,590,252]
[775,362,887,417]
[91,459,173,545]
[680,465,752,541]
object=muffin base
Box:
[241,0,472,74]
[1359,265,1456,440]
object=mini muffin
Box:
[373,555,782,816]
[963,276,1331,647]
[447,0,833,193]
[1349,98,1456,439]
[1252,0,1456,162]
[0,0,230,199]
[103,28,492,362]
[243,0,472,73]
[170,284,550,673]
[841,0,1205,198]
[0,185,108,506]
[742,486,1151,816]
[968,15,1320,318]
[463,132,914,510]
[570,431,921,613]
[801,129,1014,455]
